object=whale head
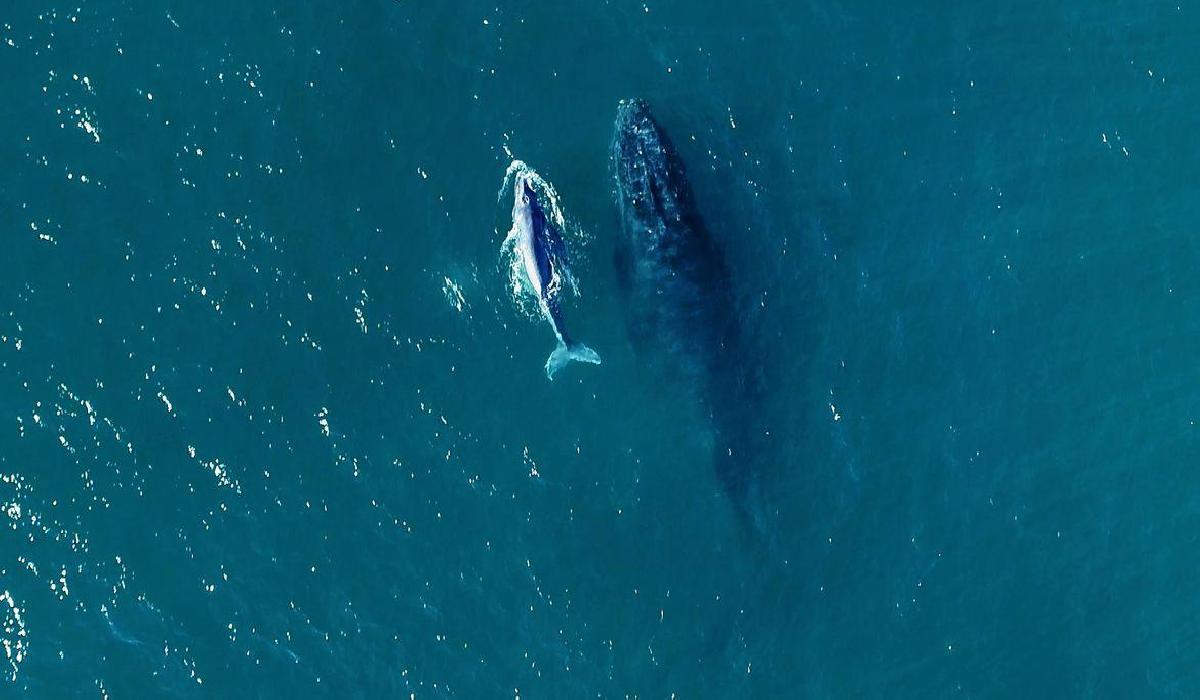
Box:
[612,98,659,163]
[513,172,533,207]
[511,171,551,249]
[611,99,693,227]
[512,172,545,230]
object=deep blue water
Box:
[3,1,1200,697]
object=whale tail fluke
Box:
[546,341,601,380]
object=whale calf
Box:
[611,99,766,527]
[506,170,601,379]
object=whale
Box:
[506,171,601,379]
[611,98,767,529]
[611,99,736,381]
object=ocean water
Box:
[3,1,1200,697]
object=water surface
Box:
[2,1,1199,696]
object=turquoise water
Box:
[3,1,1200,696]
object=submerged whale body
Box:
[611,100,736,378]
[611,99,766,524]
[506,170,601,379]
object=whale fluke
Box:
[546,340,601,380]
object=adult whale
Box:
[611,99,767,527]
[506,171,601,379]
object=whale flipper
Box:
[546,341,601,380]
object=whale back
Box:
[523,182,557,298]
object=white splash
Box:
[442,276,466,313]
[187,447,240,492]
[157,391,174,415]
[0,590,27,682]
